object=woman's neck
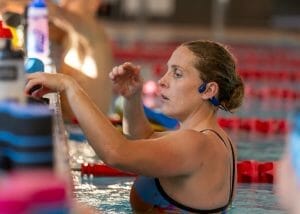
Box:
[180,106,218,131]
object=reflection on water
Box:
[69,139,99,169]
[73,171,133,214]
[237,141,285,161]
[66,124,101,169]
[229,184,286,214]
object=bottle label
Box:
[0,66,17,80]
[33,28,46,52]
[27,15,49,60]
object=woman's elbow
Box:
[101,144,125,168]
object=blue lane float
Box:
[143,106,179,130]
[0,101,54,170]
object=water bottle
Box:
[0,21,25,103]
[26,0,50,66]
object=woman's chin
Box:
[159,107,168,115]
[161,109,174,118]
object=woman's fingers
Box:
[109,66,119,81]
[109,63,141,81]
[109,63,143,97]
[25,73,57,96]
[24,78,44,96]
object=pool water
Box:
[72,136,286,213]
[231,184,285,214]
[73,172,133,214]
[69,125,287,213]
[73,171,286,214]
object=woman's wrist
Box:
[124,89,142,101]
[124,91,144,112]
[62,75,78,96]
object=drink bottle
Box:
[26,0,50,65]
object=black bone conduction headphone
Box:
[198,83,229,112]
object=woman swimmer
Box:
[25,40,244,213]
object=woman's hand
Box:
[25,72,75,98]
[109,62,143,99]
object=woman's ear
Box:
[201,82,219,99]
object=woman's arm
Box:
[47,1,114,118]
[123,92,154,139]
[25,72,207,177]
[25,72,127,165]
[110,63,154,139]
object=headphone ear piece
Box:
[198,84,206,93]
[209,97,220,106]
[199,83,221,107]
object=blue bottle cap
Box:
[25,58,44,73]
[29,0,46,8]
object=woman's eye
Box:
[173,68,183,78]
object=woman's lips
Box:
[161,94,169,100]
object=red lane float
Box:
[217,117,289,134]
[112,42,300,69]
[239,70,300,82]
[149,64,300,83]
[245,86,300,100]
[237,160,276,184]
[81,161,277,183]
[81,163,136,177]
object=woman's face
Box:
[158,45,203,120]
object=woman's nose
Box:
[158,74,169,88]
